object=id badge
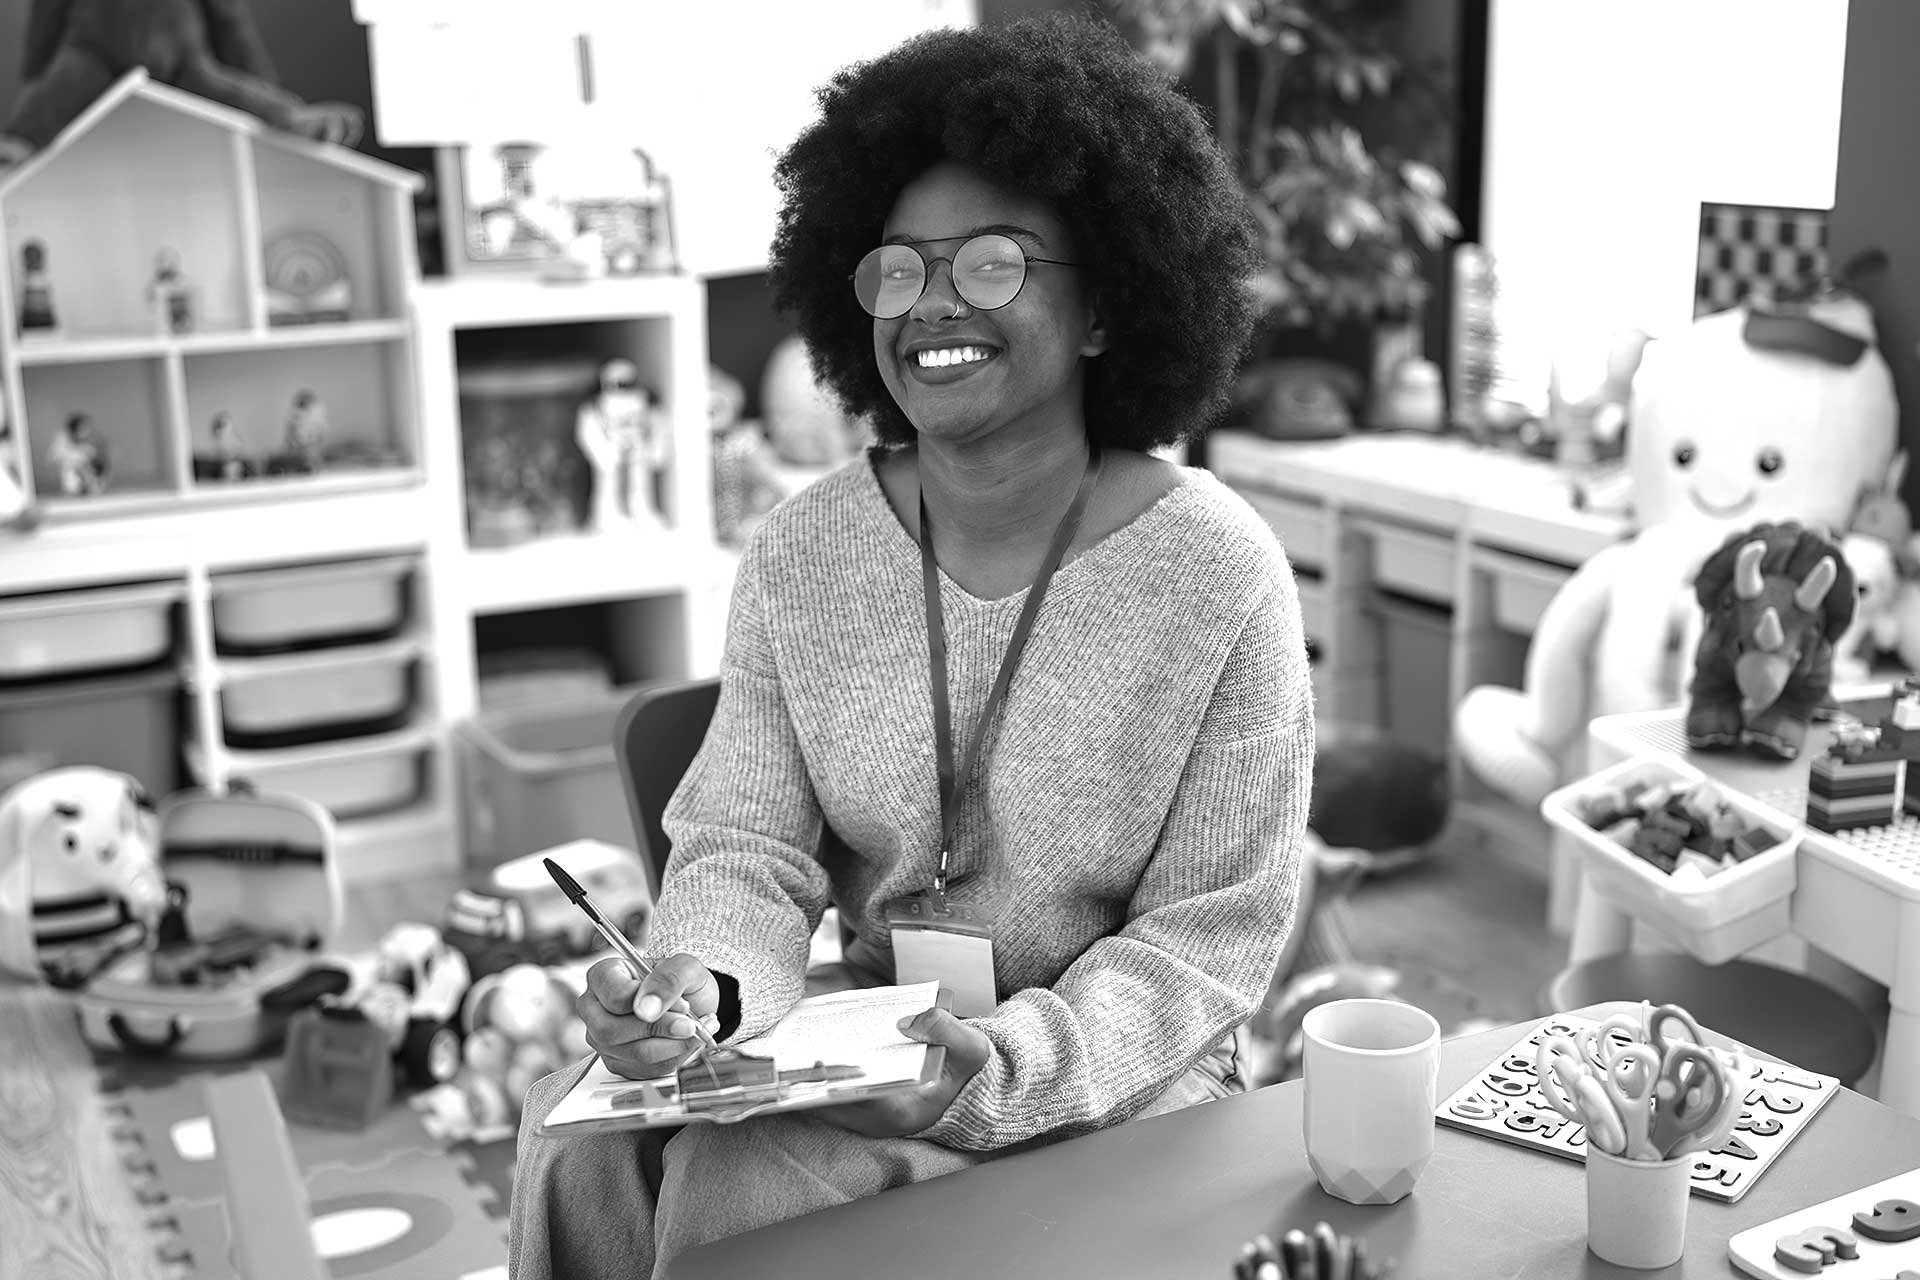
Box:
[884,892,998,1018]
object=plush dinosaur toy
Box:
[0,0,363,172]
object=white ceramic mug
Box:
[1302,998,1442,1204]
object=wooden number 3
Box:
[1770,1225,1858,1273]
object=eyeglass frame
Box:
[850,232,1082,319]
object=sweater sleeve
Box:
[643,535,834,1040]
[915,564,1314,1150]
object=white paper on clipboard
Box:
[539,982,944,1134]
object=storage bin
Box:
[458,359,598,548]
[1541,754,1800,964]
[217,636,421,748]
[457,687,639,868]
[0,580,182,682]
[1372,592,1452,759]
[1359,519,1455,605]
[212,554,415,655]
[476,646,613,711]
[0,666,181,796]
[195,726,432,821]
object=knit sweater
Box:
[648,450,1313,1151]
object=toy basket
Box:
[73,783,342,1060]
[1541,754,1800,964]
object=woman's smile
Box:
[905,342,1002,383]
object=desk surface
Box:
[668,1005,1920,1279]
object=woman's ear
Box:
[1082,304,1110,358]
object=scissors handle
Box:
[1651,1044,1733,1158]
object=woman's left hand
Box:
[814,1004,992,1138]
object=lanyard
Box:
[918,441,1104,895]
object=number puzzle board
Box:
[1434,1014,1839,1203]
[1728,1168,1920,1279]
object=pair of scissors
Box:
[1645,1004,1744,1159]
[1535,1034,1660,1159]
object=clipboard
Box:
[537,983,950,1136]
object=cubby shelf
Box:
[0,71,458,884]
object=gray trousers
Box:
[508,1037,1242,1279]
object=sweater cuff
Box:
[647,932,803,1042]
[908,1041,1013,1151]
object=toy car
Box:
[443,839,653,977]
[270,921,473,1089]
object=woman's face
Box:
[872,161,1106,449]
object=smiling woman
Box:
[508,17,1315,1280]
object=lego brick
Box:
[1805,792,1897,832]
[1808,762,1904,800]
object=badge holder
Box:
[886,874,998,1019]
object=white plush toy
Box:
[1835,532,1901,685]
[1453,292,1900,808]
[0,765,166,981]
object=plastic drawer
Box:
[1541,754,1799,964]
[1358,520,1455,605]
[194,725,432,821]
[1478,548,1573,635]
[0,666,181,795]
[0,580,182,681]
[211,554,416,655]
[216,636,421,748]
[1240,489,1327,570]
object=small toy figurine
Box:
[283,389,327,474]
[17,239,58,336]
[148,247,195,334]
[211,412,252,481]
[1686,521,1856,759]
[47,412,109,496]
[576,358,671,534]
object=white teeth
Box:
[915,345,992,369]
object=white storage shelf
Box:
[0,71,425,525]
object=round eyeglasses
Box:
[851,233,1080,320]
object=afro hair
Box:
[767,13,1261,452]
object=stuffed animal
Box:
[1835,532,1901,685]
[1685,521,1854,757]
[0,765,165,982]
[459,963,588,1120]
[0,0,364,172]
[1453,290,1899,808]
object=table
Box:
[667,1004,1920,1279]
[1574,704,1920,1118]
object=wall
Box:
[1830,0,1920,511]
[1481,0,1849,374]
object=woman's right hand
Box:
[576,953,723,1080]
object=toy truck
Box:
[442,839,653,977]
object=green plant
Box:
[1106,0,1460,331]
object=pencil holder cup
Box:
[1301,998,1440,1205]
[1585,1147,1690,1269]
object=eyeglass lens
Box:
[853,234,1031,319]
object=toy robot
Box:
[576,358,670,534]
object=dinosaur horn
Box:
[1735,541,1766,599]
[1754,606,1785,651]
[1794,556,1838,611]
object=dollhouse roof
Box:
[0,69,425,202]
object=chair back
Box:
[614,677,722,899]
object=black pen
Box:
[543,856,721,1054]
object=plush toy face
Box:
[1629,298,1897,535]
[2,766,165,919]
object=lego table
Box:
[1572,699,1920,1119]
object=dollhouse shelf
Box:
[0,72,460,885]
